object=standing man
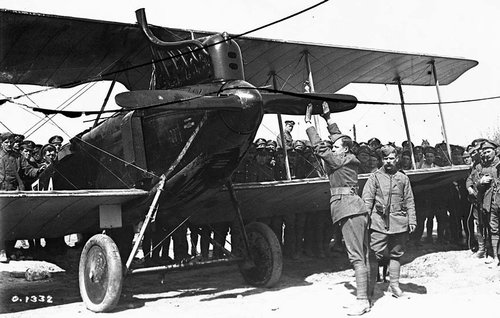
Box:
[305,102,371,315]
[276,120,295,150]
[466,143,485,257]
[476,140,500,264]
[362,145,416,298]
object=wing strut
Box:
[396,78,417,170]
[272,73,292,181]
[124,174,166,272]
[431,61,453,164]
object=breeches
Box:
[339,213,370,266]
[370,230,408,260]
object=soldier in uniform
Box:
[476,140,500,264]
[417,146,437,169]
[305,102,372,315]
[399,150,413,170]
[276,120,295,150]
[1,133,44,261]
[466,142,486,257]
[368,137,381,151]
[357,145,372,173]
[413,145,424,167]
[11,134,25,154]
[362,145,416,298]
[48,135,64,152]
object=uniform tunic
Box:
[477,156,500,212]
[306,123,367,225]
[276,131,293,150]
[362,166,416,259]
[362,167,416,234]
[0,149,41,190]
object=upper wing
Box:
[0,9,193,90]
[0,9,477,94]
[185,165,470,224]
[0,189,148,240]
[237,36,478,92]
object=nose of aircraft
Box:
[218,80,263,135]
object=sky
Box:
[1,0,500,147]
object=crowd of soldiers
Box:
[0,131,64,263]
[2,126,497,270]
[229,119,479,263]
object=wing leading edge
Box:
[0,9,477,95]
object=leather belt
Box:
[330,186,357,196]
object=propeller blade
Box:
[262,92,357,115]
[115,90,243,111]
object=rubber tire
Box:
[238,222,283,287]
[79,234,123,312]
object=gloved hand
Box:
[320,101,331,120]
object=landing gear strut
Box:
[78,178,283,313]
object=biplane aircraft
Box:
[0,7,477,313]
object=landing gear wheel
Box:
[238,222,282,287]
[79,234,123,312]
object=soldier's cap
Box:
[266,140,277,151]
[480,140,497,150]
[368,137,381,145]
[402,140,414,149]
[33,144,43,151]
[468,143,480,154]
[414,145,423,151]
[462,151,471,158]
[380,144,397,157]
[48,135,64,144]
[20,140,35,151]
[13,134,25,142]
[329,133,349,144]
[41,143,57,155]
[293,139,306,150]
[254,138,267,149]
[357,145,371,155]
[471,138,488,147]
[284,120,295,126]
[0,132,13,142]
[423,146,436,155]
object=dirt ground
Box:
[1,240,499,318]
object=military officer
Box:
[305,102,371,315]
[466,143,486,257]
[476,140,500,264]
[48,135,64,152]
[362,145,416,298]
[276,120,295,150]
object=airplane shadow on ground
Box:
[1,238,466,314]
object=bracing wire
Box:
[2,1,329,103]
